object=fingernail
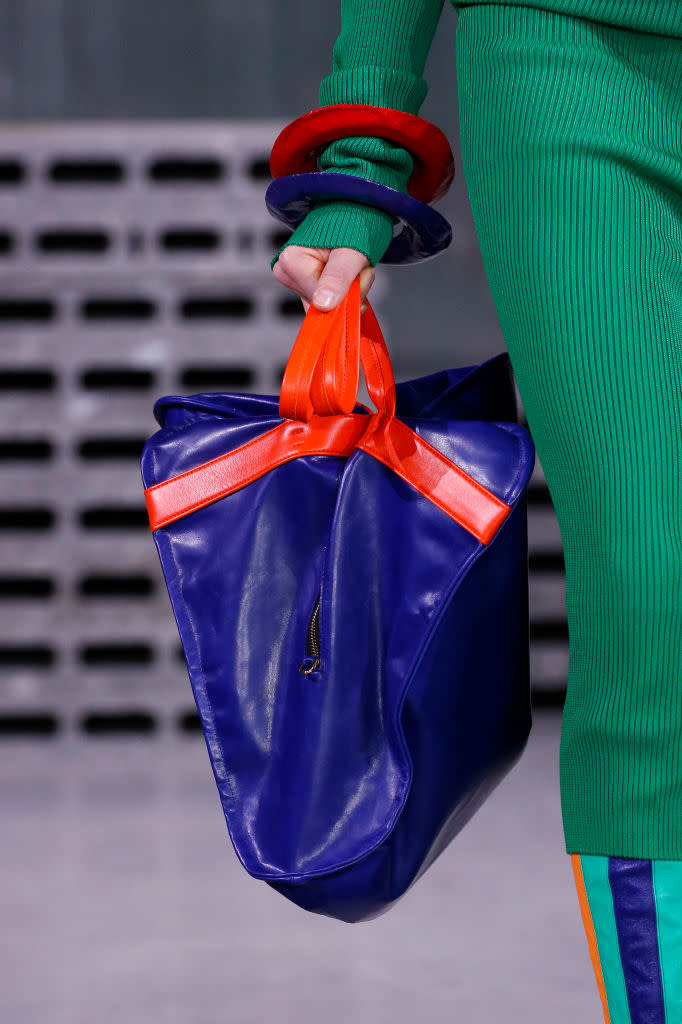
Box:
[312,289,337,309]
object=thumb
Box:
[311,248,373,311]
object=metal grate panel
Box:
[0,123,567,737]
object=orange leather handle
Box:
[148,275,513,542]
[309,276,362,417]
[278,283,358,421]
[355,299,397,419]
[278,276,397,422]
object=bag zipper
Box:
[299,589,321,674]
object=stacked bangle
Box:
[266,104,455,266]
[269,103,455,205]
[265,171,451,265]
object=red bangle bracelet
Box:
[269,103,455,205]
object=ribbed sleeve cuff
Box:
[270,199,395,270]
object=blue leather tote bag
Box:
[141,278,536,923]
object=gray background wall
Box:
[0,1,446,120]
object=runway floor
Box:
[1,708,602,1024]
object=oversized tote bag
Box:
[141,277,536,923]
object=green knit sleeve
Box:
[270,0,446,271]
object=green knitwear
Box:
[270,0,446,270]
[270,0,682,271]
[271,0,682,861]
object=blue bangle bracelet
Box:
[265,171,452,265]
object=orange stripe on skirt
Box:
[570,853,611,1024]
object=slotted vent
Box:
[0,123,566,741]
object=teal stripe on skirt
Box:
[574,854,682,1022]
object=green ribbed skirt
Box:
[454,4,682,858]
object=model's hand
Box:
[272,245,375,315]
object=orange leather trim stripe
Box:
[145,410,514,544]
[356,414,511,545]
[570,854,612,1024]
[145,414,368,532]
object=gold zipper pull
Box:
[299,592,321,674]
[300,654,320,674]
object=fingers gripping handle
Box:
[278,277,397,422]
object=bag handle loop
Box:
[278,276,396,422]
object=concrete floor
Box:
[1,708,603,1024]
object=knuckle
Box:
[277,246,299,271]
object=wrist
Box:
[270,199,395,270]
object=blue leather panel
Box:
[609,858,667,1023]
